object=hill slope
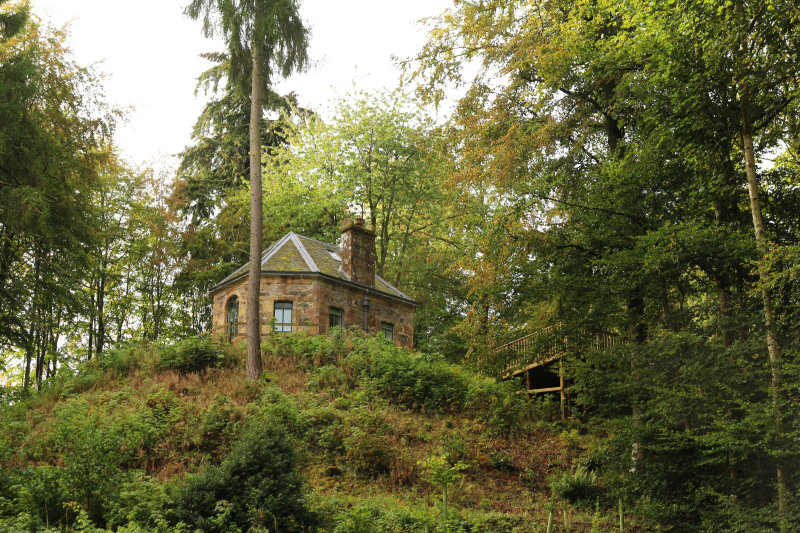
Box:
[0,332,633,532]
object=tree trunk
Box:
[87,275,95,360]
[97,266,106,355]
[246,43,265,381]
[23,342,32,390]
[628,293,646,471]
[740,99,786,525]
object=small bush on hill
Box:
[344,429,393,478]
[342,333,529,434]
[551,465,600,510]
[264,330,348,368]
[304,406,346,458]
[97,342,156,377]
[254,383,308,437]
[307,364,351,396]
[344,339,469,412]
[166,420,314,532]
[159,337,226,374]
[465,375,528,435]
[193,394,239,453]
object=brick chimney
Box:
[341,217,376,286]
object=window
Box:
[274,301,293,332]
[380,322,394,342]
[329,307,343,335]
[226,296,239,342]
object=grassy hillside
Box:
[0,332,637,532]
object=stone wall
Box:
[211,274,414,348]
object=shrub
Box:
[304,406,346,458]
[344,430,393,478]
[193,394,238,453]
[441,434,470,464]
[551,465,600,509]
[465,376,528,435]
[97,342,156,377]
[315,497,433,533]
[167,420,314,532]
[352,348,470,412]
[255,384,308,437]
[307,365,350,396]
[263,330,347,368]
[158,337,226,374]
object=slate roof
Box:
[210,232,415,304]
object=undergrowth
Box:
[0,331,629,532]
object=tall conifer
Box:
[185,0,309,380]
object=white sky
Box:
[31,0,452,168]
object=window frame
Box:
[273,301,293,333]
[226,295,239,342]
[380,321,394,342]
[329,306,344,336]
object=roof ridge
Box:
[290,233,320,272]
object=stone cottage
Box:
[209,218,416,348]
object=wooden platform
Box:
[494,325,621,419]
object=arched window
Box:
[226,296,239,342]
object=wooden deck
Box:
[494,324,621,419]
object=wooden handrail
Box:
[495,324,622,377]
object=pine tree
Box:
[185,0,309,380]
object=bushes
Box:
[159,337,227,374]
[315,496,527,533]
[343,334,528,434]
[166,420,314,532]
[345,337,470,412]
[363,350,470,412]
[465,375,528,435]
[550,465,600,510]
[263,330,348,368]
[97,342,155,377]
[344,430,393,478]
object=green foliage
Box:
[418,454,469,488]
[193,394,238,453]
[166,420,313,532]
[344,429,393,479]
[465,375,527,435]
[441,434,469,464]
[550,466,600,510]
[97,342,156,377]
[307,364,350,396]
[303,406,346,458]
[254,383,308,437]
[158,336,227,374]
[264,329,348,368]
[362,349,470,412]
